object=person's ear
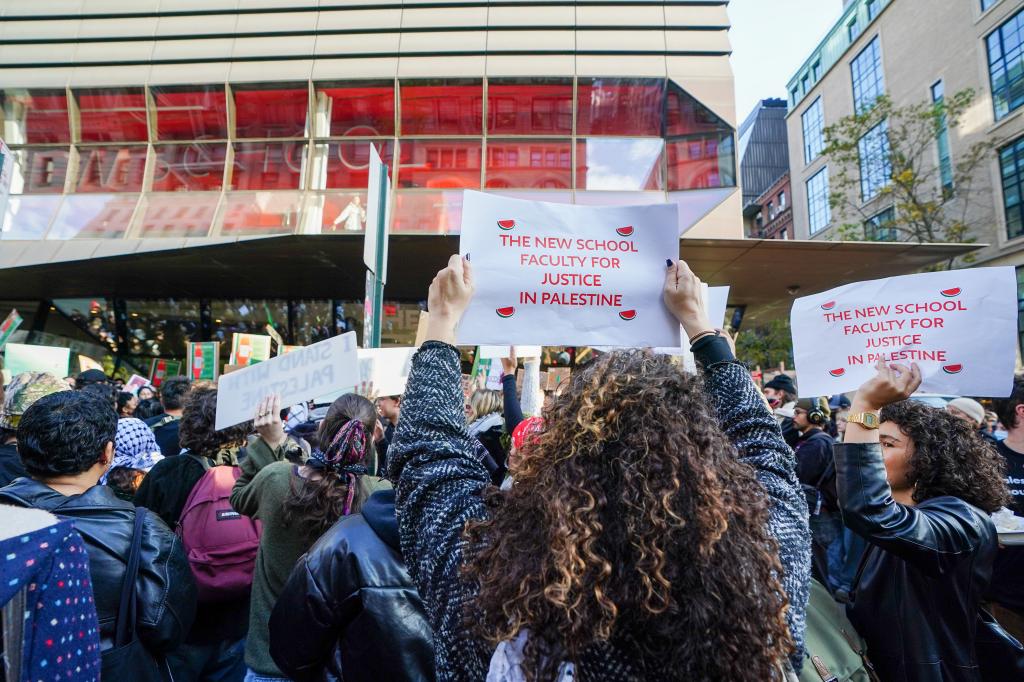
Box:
[100,441,114,468]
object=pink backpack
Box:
[177,459,261,602]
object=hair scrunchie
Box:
[309,418,369,515]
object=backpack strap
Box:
[114,509,147,648]
[188,453,213,472]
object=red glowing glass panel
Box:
[391,190,463,234]
[487,79,573,135]
[75,146,148,193]
[485,139,571,189]
[76,88,148,143]
[1,89,70,144]
[220,191,303,236]
[576,78,665,137]
[400,80,482,135]
[665,82,731,137]
[233,84,309,139]
[322,140,395,189]
[137,193,219,238]
[13,148,70,194]
[316,81,395,136]
[666,135,736,190]
[152,86,229,140]
[319,191,369,233]
[230,141,305,190]
[153,143,227,192]
[398,139,481,189]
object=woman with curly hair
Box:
[838,361,1011,681]
[230,391,391,681]
[388,255,811,681]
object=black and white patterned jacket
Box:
[389,340,811,681]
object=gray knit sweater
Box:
[389,341,811,680]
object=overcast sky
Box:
[728,0,844,120]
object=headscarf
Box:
[309,419,369,515]
[102,418,163,484]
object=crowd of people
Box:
[0,256,1023,681]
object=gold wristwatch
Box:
[847,412,880,429]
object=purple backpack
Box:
[177,459,261,602]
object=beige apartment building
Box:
[787,0,1024,279]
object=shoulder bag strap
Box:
[114,509,147,647]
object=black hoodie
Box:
[268,489,436,682]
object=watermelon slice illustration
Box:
[942,364,963,374]
[821,301,836,311]
[616,226,634,237]
[829,368,846,378]
[618,310,637,321]
[496,306,516,318]
[497,219,516,231]
[940,287,962,298]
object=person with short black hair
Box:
[80,381,117,410]
[989,375,1024,641]
[117,390,139,418]
[0,391,196,676]
[146,376,192,458]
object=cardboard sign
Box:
[457,191,681,347]
[149,359,182,387]
[187,341,220,381]
[0,309,23,351]
[229,334,272,367]
[476,345,542,360]
[215,332,359,430]
[547,367,571,391]
[78,355,103,372]
[3,343,70,377]
[318,347,416,399]
[791,267,1017,398]
[265,325,285,355]
[125,374,149,394]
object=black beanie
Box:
[764,373,796,395]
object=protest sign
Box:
[215,332,359,430]
[4,343,70,377]
[790,267,1017,398]
[265,324,285,355]
[187,341,220,381]
[149,359,182,387]
[125,375,149,394]
[281,345,302,355]
[476,345,542,360]
[652,285,730,358]
[78,355,103,373]
[229,334,272,367]
[316,347,417,401]
[547,367,571,391]
[457,191,680,347]
[0,309,23,351]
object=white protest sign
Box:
[125,375,149,394]
[457,191,680,347]
[316,346,417,403]
[653,285,730,358]
[477,345,542,360]
[791,267,1017,398]
[364,144,391,284]
[215,332,359,430]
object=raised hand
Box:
[425,254,475,345]
[253,393,286,449]
[663,259,713,341]
[500,347,518,376]
[854,360,923,411]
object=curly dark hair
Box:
[281,393,377,546]
[160,376,192,411]
[178,386,250,457]
[18,391,117,478]
[881,401,1010,513]
[462,351,793,680]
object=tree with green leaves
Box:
[735,318,794,370]
[822,90,994,248]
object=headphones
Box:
[807,397,829,426]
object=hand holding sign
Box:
[254,394,286,449]
[853,360,923,411]
[426,254,474,345]
[663,259,713,339]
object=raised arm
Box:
[501,349,525,432]
[387,255,492,680]
[230,395,288,517]
[665,260,811,669]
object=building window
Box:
[867,0,881,21]
[755,212,763,229]
[999,136,1024,240]
[801,98,825,164]
[988,10,1024,121]
[791,87,800,106]
[859,120,892,201]
[851,37,885,112]
[767,200,775,219]
[931,80,954,195]
[801,75,810,95]
[779,190,787,209]
[848,17,861,43]
[812,61,822,81]
[807,167,831,234]
[983,0,1000,12]
[865,207,898,241]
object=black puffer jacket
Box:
[269,489,435,682]
[0,478,197,656]
[837,443,997,682]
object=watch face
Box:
[862,412,880,428]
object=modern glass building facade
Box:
[0,0,742,369]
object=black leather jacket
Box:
[0,478,197,655]
[837,443,997,682]
[269,489,435,682]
